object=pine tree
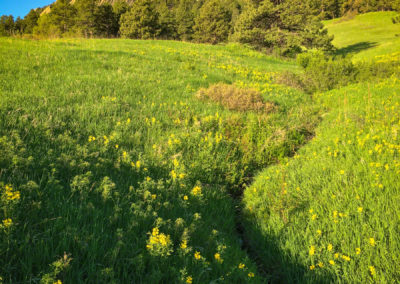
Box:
[119,0,160,39]
[175,0,195,40]
[50,0,77,34]
[232,0,333,56]
[23,9,41,34]
[74,0,97,37]
[193,0,232,44]
[94,4,118,37]
[0,15,15,36]
[33,0,76,37]
[156,0,178,39]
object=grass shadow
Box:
[335,41,378,57]
[240,214,336,283]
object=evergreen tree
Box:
[34,0,76,37]
[175,0,195,40]
[119,0,160,39]
[232,0,333,56]
[94,4,118,37]
[112,0,130,35]
[193,0,232,44]
[156,0,178,39]
[23,9,41,34]
[50,0,77,34]
[232,1,278,49]
[0,15,15,36]
[74,0,97,37]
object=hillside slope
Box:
[323,11,400,60]
[0,38,316,283]
[244,12,400,283]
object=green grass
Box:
[243,76,400,282]
[0,38,317,283]
[323,11,400,60]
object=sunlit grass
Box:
[244,76,400,283]
[0,38,316,282]
[323,11,400,60]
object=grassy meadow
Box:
[243,77,400,283]
[0,38,317,283]
[323,11,400,60]
[1,11,400,284]
[242,11,400,283]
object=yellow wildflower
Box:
[180,240,187,249]
[151,194,156,200]
[318,262,324,268]
[183,195,188,201]
[311,214,317,220]
[2,218,12,227]
[194,251,201,260]
[342,255,351,261]
[327,244,333,252]
[191,186,202,196]
[356,248,361,255]
[369,266,376,276]
[329,260,335,265]
[369,238,376,247]
[358,207,363,213]
[334,253,339,259]
[238,263,245,269]
[186,276,193,284]
[248,272,255,278]
[152,227,159,236]
[214,253,223,263]
[309,246,315,256]
[53,280,62,284]
[309,265,315,270]
[170,170,177,180]
[115,144,119,149]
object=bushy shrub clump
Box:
[278,51,400,93]
[196,83,276,113]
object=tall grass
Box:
[243,77,400,283]
[0,38,317,282]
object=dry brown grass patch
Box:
[196,83,277,112]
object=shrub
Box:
[196,83,276,113]
[279,51,400,93]
[295,51,357,93]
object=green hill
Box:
[0,38,315,283]
[243,12,400,283]
[1,9,400,284]
[323,11,400,60]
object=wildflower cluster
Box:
[146,227,173,257]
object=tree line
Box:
[1,0,399,56]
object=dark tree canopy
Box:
[193,0,232,44]
[119,0,160,39]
